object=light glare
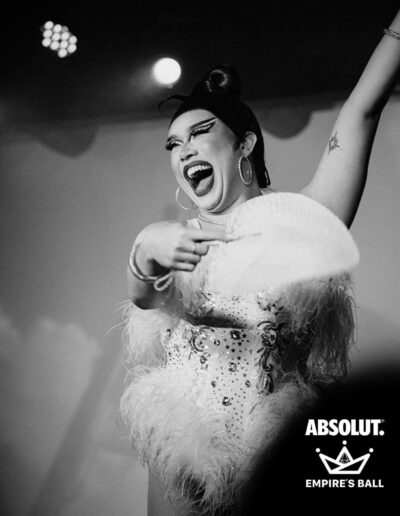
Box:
[152,58,181,86]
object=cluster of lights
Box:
[41,21,77,58]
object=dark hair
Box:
[161,65,270,188]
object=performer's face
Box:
[166,109,245,213]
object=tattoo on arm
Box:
[328,132,341,154]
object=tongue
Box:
[193,172,214,196]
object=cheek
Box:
[211,142,238,173]
[203,138,236,164]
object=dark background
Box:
[1,1,399,127]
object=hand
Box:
[137,221,229,272]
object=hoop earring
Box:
[175,187,196,211]
[238,156,253,186]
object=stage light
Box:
[152,58,181,86]
[40,21,78,58]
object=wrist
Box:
[128,242,173,292]
[136,239,170,276]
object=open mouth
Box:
[184,162,214,196]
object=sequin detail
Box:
[163,312,287,440]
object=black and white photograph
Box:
[1,2,399,515]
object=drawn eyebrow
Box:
[166,117,216,145]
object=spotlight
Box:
[40,21,78,58]
[152,58,181,86]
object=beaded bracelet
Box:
[128,243,173,291]
[383,28,400,41]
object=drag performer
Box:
[121,10,400,516]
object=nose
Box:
[179,140,197,161]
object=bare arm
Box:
[301,10,400,227]
[127,235,172,310]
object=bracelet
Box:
[383,28,400,41]
[128,243,173,291]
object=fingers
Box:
[172,261,197,272]
[193,242,209,256]
[169,226,228,273]
[187,228,231,242]
[171,245,207,272]
[176,252,201,264]
[177,241,209,255]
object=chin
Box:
[197,188,226,213]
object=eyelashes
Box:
[165,141,177,151]
[165,122,215,151]
[191,122,214,137]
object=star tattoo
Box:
[328,132,341,154]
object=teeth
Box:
[187,164,212,178]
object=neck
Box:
[198,211,230,225]
[198,186,274,224]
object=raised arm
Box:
[301,10,400,227]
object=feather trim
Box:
[275,273,356,383]
[120,365,315,515]
[119,300,171,368]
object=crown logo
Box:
[316,441,373,475]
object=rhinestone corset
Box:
[162,318,281,440]
[161,238,313,441]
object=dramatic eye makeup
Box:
[165,117,216,151]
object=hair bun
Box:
[198,65,242,98]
